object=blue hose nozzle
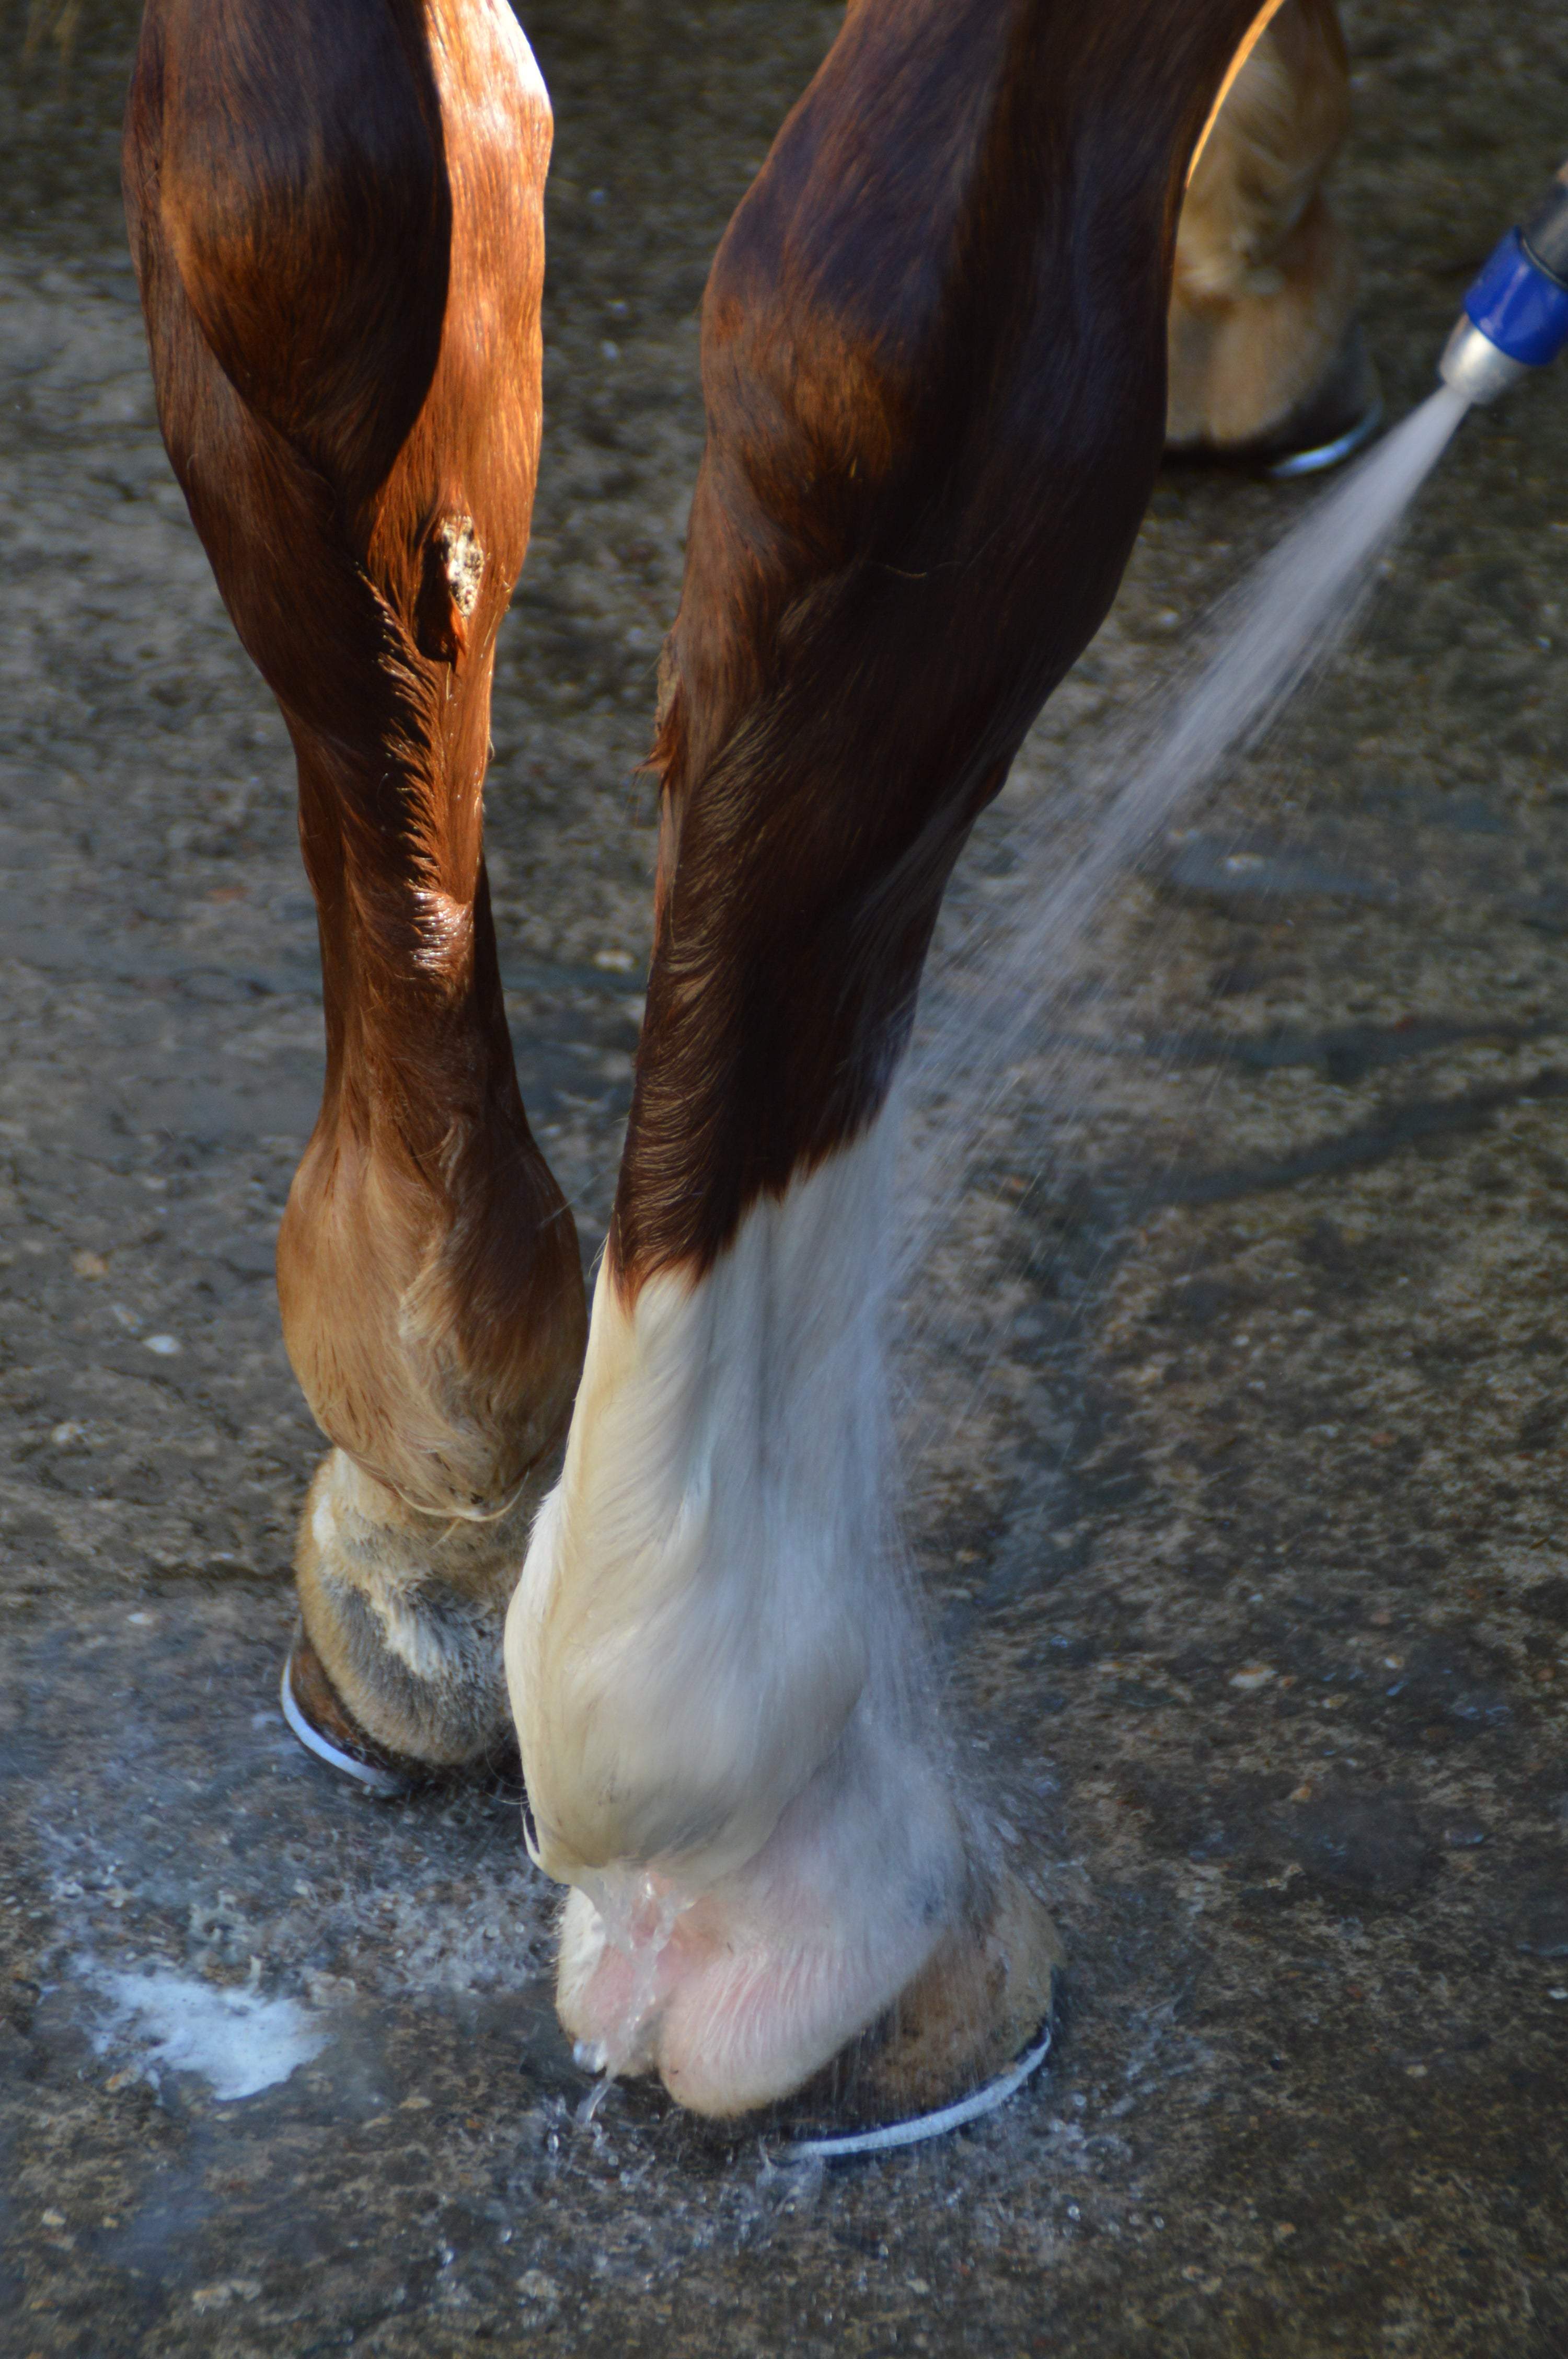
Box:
[1440,165,1568,403]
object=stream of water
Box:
[901,385,1473,1324]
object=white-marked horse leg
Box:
[124,0,586,1781]
[508,0,1273,2121]
[519,1101,1037,2117]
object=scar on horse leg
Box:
[124,0,586,1780]
[1167,0,1380,467]
[508,0,1272,2121]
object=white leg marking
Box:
[506,1093,976,2103]
[507,1098,910,1894]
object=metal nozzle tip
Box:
[1439,316,1532,406]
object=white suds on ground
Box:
[85,1960,329,2099]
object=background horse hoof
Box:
[1168,318,1383,477]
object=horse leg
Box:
[508,0,1272,2120]
[1167,0,1378,466]
[124,0,586,1778]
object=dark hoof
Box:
[785,1872,1064,2149]
[1168,322,1384,479]
[281,1625,521,1799]
[777,2015,1057,2160]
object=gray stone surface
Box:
[2,1,1566,2351]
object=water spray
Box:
[905,163,1568,1507]
[1440,164,1568,405]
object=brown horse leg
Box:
[123,0,586,1775]
[1167,0,1377,465]
[508,0,1268,2120]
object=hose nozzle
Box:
[1440,163,1568,404]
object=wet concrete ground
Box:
[3,0,1567,2351]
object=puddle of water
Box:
[83,1958,329,2100]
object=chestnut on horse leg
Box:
[123,0,586,1784]
[510,0,1288,2122]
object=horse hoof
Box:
[1261,321,1384,477]
[281,1624,522,1799]
[773,1871,1066,2153]
[280,1625,427,1797]
[1167,320,1383,479]
[290,1447,529,1784]
[559,1849,1065,2148]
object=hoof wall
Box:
[1265,387,1383,478]
[776,2017,1055,2160]
[729,1872,1063,2154]
[1168,322,1384,480]
[280,1627,524,1799]
[281,1630,420,1796]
